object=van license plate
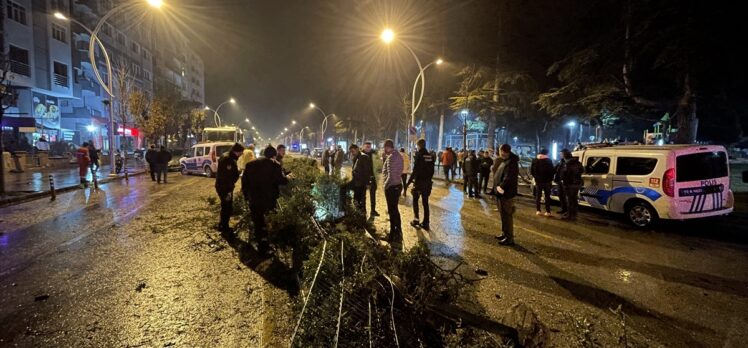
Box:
[679,185,724,196]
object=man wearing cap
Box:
[242,145,292,255]
[215,143,245,233]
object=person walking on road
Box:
[530,148,555,216]
[463,150,480,198]
[559,149,583,221]
[441,147,455,182]
[215,143,245,234]
[348,144,372,213]
[145,145,158,181]
[554,150,568,215]
[76,143,91,186]
[87,141,100,173]
[156,146,172,184]
[333,145,345,177]
[382,139,404,250]
[242,145,292,255]
[479,150,493,194]
[400,148,410,197]
[321,148,331,175]
[406,138,435,230]
[494,144,519,246]
[363,142,380,217]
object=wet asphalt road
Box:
[2,170,748,347]
[385,180,748,347]
[1,174,268,347]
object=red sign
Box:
[117,127,139,136]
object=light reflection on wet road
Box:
[384,180,748,347]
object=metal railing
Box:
[10,61,31,77]
[54,73,69,87]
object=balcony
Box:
[54,74,69,87]
[10,61,31,77]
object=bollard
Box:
[124,167,129,182]
[49,175,56,201]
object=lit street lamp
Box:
[380,28,442,152]
[309,103,336,147]
[80,0,163,176]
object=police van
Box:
[566,144,733,227]
[179,142,234,177]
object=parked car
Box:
[168,148,185,171]
[312,147,323,158]
[554,144,734,227]
[179,142,234,177]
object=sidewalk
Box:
[1,161,147,206]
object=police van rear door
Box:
[673,146,730,215]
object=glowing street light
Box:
[86,125,97,132]
[147,0,163,8]
[567,121,576,128]
[291,120,296,125]
[380,28,395,44]
[436,58,444,65]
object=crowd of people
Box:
[211,137,584,255]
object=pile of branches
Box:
[246,158,506,347]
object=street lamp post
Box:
[85,0,163,176]
[208,98,235,127]
[381,29,442,153]
[309,103,335,147]
[461,109,469,150]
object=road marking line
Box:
[518,226,580,248]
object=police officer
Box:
[406,138,435,230]
[215,143,245,234]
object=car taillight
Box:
[211,150,216,163]
[663,168,675,197]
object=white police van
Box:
[567,144,733,227]
[179,142,234,177]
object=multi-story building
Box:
[2,0,75,147]
[1,0,205,153]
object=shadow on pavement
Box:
[221,231,299,296]
[509,244,715,346]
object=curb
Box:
[0,170,147,207]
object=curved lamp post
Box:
[83,0,163,175]
[381,29,442,153]
[309,103,336,147]
[210,98,235,127]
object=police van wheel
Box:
[625,200,657,228]
[180,165,188,176]
[204,166,214,178]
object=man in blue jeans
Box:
[382,139,403,250]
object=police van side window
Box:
[616,157,658,175]
[195,147,204,157]
[585,157,610,174]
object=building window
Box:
[52,24,67,43]
[131,42,140,54]
[116,32,126,45]
[144,70,152,81]
[142,49,150,60]
[6,1,27,25]
[53,61,69,87]
[9,45,31,76]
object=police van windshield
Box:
[676,151,728,182]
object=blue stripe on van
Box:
[596,187,662,205]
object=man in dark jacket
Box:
[348,144,372,212]
[559,149,583,221]
[406,138,435,230]
[493,144,519,246]
[530,148,555,216]
[479,150,493,194]
[215,143,245,233]
[156,146,172,184]
[463,150,480,198]
[362,142,379,217]
[145,145,158,181]
[242,145,292,254]
[88,141,100,173]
